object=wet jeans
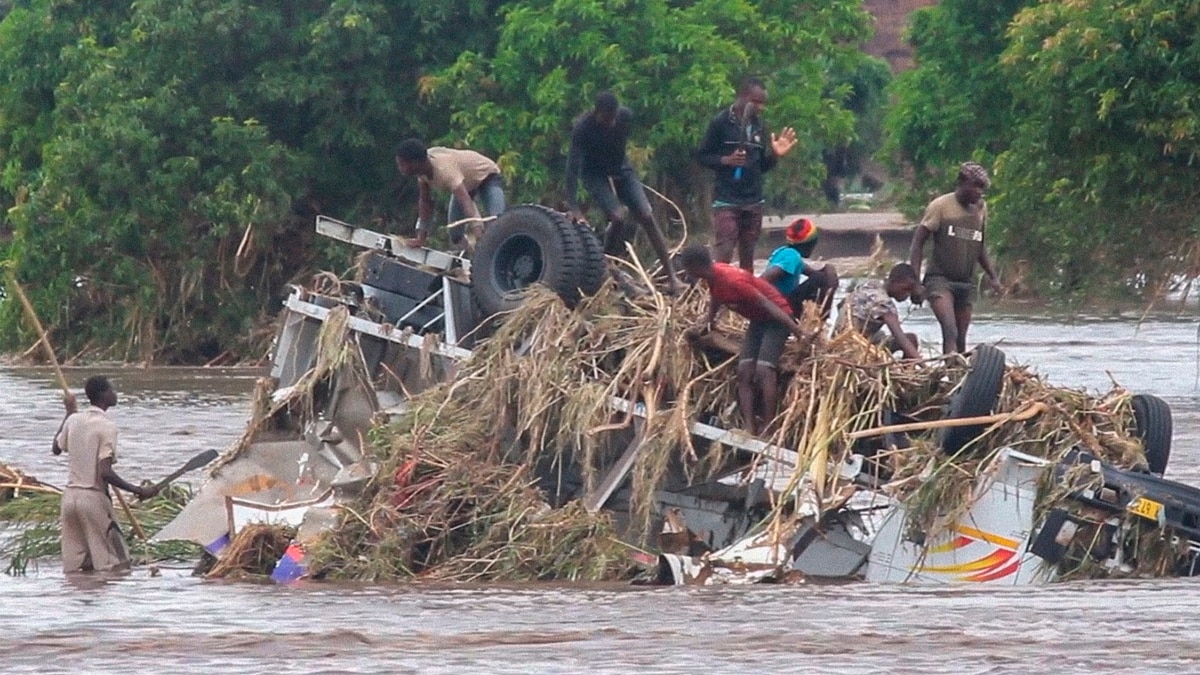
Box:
[448,173,506,244]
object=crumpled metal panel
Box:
[154,439,333,546]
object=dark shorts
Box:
[581,165,652,219]
[739,319,789,369]
[712,205,763,259]
[923,274,976,308]
[788,267,838,319]
[865,328,903,353]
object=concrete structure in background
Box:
[759,212,912,264]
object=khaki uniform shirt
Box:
[55,407,117,491]
[920,192,987,282]
[423,147,499,194]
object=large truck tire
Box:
[572,219,607,297]
[470,205,599,317]
[1132,393,1172,475]
[940,344,1006,456]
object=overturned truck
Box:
[157,208,1200,585]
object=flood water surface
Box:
[3,312,1200,673]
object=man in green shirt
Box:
[909,162,1001,354]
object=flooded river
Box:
[3,310,1200,673]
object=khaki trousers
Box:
[61,487,130,572]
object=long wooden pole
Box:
[4,270,69,391]
[4,270,149,541]
[847,402,1047,440]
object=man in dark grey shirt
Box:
[565,91,682,293]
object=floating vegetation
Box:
[205,524,296,581]
[0,467,202,575]
[1,261,1174,583]
[306,263,1168,583]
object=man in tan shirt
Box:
[395,138,506,250]
[53,376,157,572]
[909,162,1002,354]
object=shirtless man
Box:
[53,376,157,572]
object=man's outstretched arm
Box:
[51,392,77,455]
[883,311,920,360]
[100,457,156,500]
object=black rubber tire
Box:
[470,205,588,316]
[1132,394,1172,475]
[572,219,607,297]
[940,344,1006,456]
[883,409,913,452]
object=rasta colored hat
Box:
[958,161,991,189]
[785,217,818,244]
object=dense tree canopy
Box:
[885,0,1200,297]
[0,0,503,361]
[996,0,1200,294]
[427,0,876,214]
[0,0,880,362]
[881,0,1034,207]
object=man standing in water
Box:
[696,76,797,271]
[909,162,1001,353]
[565,91,684,293]
[52,376,157,572]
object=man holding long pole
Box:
[53,376,158,572]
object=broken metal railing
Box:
[316,215,467,273]
[308,214,807,512]
[285,291,474,362]
[285,293,800,473]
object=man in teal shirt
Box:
[759,218,838,319]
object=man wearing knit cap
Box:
[909,162,1001,354]
[760,217,839,320]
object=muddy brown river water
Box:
[3,309,1200,673]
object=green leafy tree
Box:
[881,0,1034,213]
[995,0,1200,295]
[0,0,504,361]
[425,0,873,224]
[822,55,892,206]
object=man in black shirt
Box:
[696,76,797,271]
[566,91,683,293]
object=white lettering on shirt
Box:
[946,225,983,242]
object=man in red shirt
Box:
[680,244,807,435]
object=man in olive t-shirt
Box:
[909,162,1001,354]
